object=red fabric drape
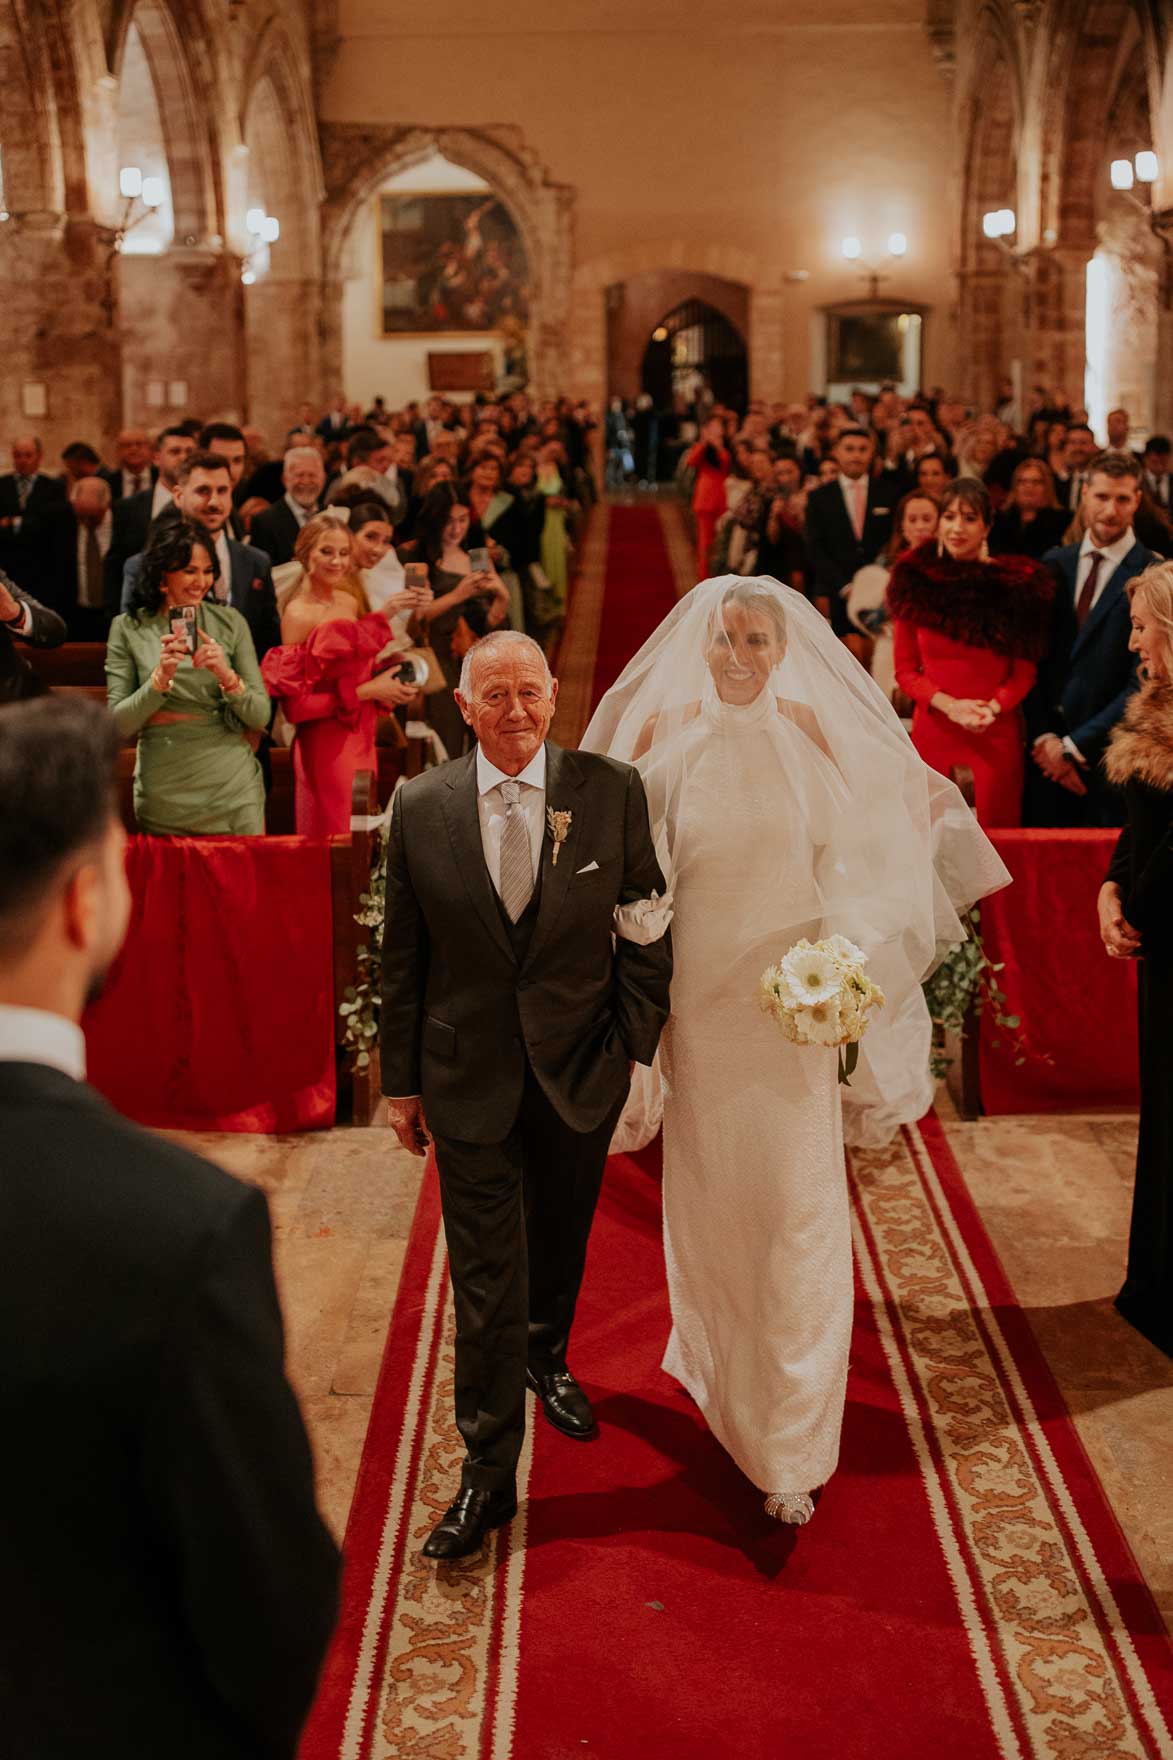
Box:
[84,835,337,1133]
[978,829,1139,1113]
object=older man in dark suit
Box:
[1026,452,1157,825]
[381,631,673,1560]
[0,696,340,1759]
[0,435,70,600]
[803,427,896,649]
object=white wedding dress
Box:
[657,691,850,1493]
[582,575,1010,1508]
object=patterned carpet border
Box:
[301,1114,1173,1760]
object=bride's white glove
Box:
[614,889,674,945]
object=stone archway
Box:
[607,269,750,406]
[319,124,573,401]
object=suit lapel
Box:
[523,743,587,971]
[1071,543,1145,659]
[440,751,517,963]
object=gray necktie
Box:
[15,476,32,510]
[498,780,534,922]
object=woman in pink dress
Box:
[261,515,416,835]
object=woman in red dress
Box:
[261,515,416,835]
[888,477,1053,827]
[685,415,731,578]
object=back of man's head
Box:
[0,698,129,1013]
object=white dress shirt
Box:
[838,473,868,537]
[284,493,312,529]
[0,1004,86,1081]
[151,477,174,518]
[213,529,233,601]
[121,468,150,500]
[75,510,113,609]
[476,742,547,898]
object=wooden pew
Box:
[25,643,108,687]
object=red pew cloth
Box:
[978,829,1139,1114]
[84,835,337,1133]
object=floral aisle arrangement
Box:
[758,935,885,1085]
[339,820,388,1072]
[921,905,1024,1079]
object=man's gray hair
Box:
[459,630,553,698]
[70,475,111,509]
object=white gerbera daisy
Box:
[822,934,867,972]
[780,944,842,1006]
[793,999,844,1046]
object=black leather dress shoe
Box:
[526,1366,597,1439]
[422,1485,517,1561]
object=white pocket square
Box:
[576,860,600,875]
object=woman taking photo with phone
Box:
[261,514,417,835]
[106,519,271,835]
[401,484,510,758]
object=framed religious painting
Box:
[377,192,530,338]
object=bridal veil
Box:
[580,575,1011,1146]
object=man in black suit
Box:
[118,452,280,659]
[0,566,67,700]
[249,445,327,565]
[1026,452,1156,826]
[803,427,897,648]
[381,632,673,1560]
[0,435,70,599]
[0,696,340,1758]
[99,426,158,504]
[1053,422,1098,513]
[103,424,197,602]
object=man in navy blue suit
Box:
[1025,452,1156,826]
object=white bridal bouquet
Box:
[758,936,886,1084]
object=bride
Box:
[581,576,1008,1523]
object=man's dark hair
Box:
[834,426,873,445]
[61,441,101,467]
[176,449,232,486]
[0,697,121,952]
[127,518,220,620]
[1142,435,1172,459]
[198,421,246,449]
[345,429,387,468]
[1088,450,1143,484]
[1065,423,1095,440]
[156,424,191,446]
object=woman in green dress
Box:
[535,438,578,616]
[106,519,271,835]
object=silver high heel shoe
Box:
[764,1491,815,1525]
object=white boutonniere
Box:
[546,807,572,866]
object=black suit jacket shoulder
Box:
[0,1061,339,1760]
[249,498,301,566]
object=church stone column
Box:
[0,215,122,456]
[748,285,784,404]
[120,248,248,425]
[1022,246,1090,407]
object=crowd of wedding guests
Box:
[0,393,597,837]
[676,386,1172,830]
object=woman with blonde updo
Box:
[1101,561,1173,1355]
[261,513,415,834]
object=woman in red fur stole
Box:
[888,477,1054,826]
[1101,562,1173,1357]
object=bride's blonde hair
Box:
[278,513,371,616]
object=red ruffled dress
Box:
[888,542,1054,828]
[262,612,395,836]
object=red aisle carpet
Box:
[589,502,683,709]
[300,1118,1173,1760]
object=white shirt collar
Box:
[476,742,547,797]
[838,473,867,494]
[1079,528,1134,572]
[0,1004,86,1081]
[284,492,311,525]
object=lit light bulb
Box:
[1111,159,1135,191]
[998,209,1016,236]
[119,166,143,199]
[260,215,280,244]
[1135,150,1159,184]
[141,177,164,209]
[982,210,1002,239]
[888,232,907,257]
[841,235,862,261]
[241,268,256,286]
[246,207,266,235]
